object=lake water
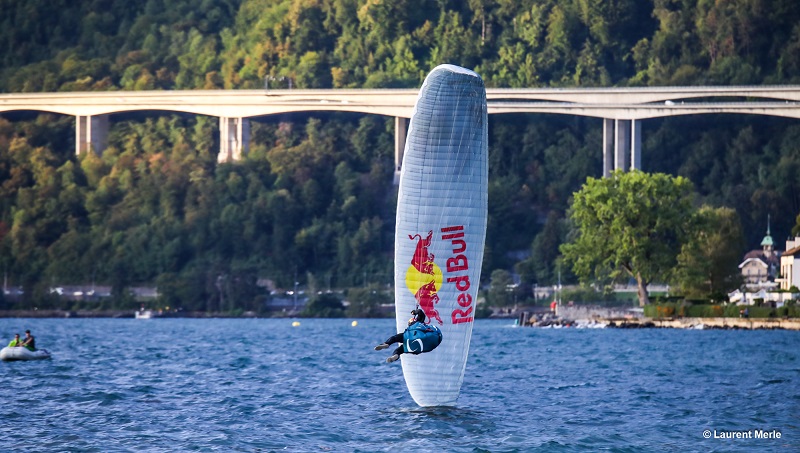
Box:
[0,318,797,452]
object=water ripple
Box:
[0,319,798,451]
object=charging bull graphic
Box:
[405,231,443,325]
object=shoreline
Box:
[0,310,263,319]
[523,316,800,330]
[602,316,800,330]
[2,310,799,330]
[517,306,800,330]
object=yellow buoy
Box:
[292,321,300,327]
[351,320,358,327]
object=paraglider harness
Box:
[402,306,443,354]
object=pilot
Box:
[374,308,441,363]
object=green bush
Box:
[644,303,800,318]
[777,305,800,317]
[474,302,493,319]
[724,304,743,317]
[684,304,725,317]
[746,306,774,318]
[644,302,684,318]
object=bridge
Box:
[1,86,799,178]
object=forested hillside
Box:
[1,0,799,310]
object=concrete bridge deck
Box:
[2,86,800,118]
[1,86,799,172]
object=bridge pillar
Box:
[614,119,631,172]
[602,119,614,177]
[602,119,642,175]
[75,115,109,155]
[394,116,408,184]
[218,117,250,163]
[631,120,641,171]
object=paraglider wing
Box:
[395,64,488,407]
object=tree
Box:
[673,206,744,299]
[793,212,800,237]
[345,285,390,317]
[488,269,514,307]
[560,170,695,306]
[3,0,800,314]
[301,292,345,317]
[530,211,565,284]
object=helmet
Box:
[410,308,426,323]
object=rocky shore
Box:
[521,315,800,330]
[514,305,800,330]
[603,316,800,330]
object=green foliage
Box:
[1,1,800,312]
[0,109,396,308]
[673,206,745,298]
[561,170,696,306]
[2,0,799,92]
[345,285,391,318]
[516,212,570,286]
[793,213,800,237]
[302,292,345,318]
[560,286,618,304]
[488,269,514,306]
[474,301,493,319]
[644,302,800,319]
[644,302,725,318]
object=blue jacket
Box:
[402,322,443,354]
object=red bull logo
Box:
[405,226,475,325]
[406,231,443,325]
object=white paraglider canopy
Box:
[394,64,488,407]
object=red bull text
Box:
[406,226,474,326]
[442,225,474,324]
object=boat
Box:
[0,347,51,361]
[574,320,608,329]
[135,309,154,319]
[394,64,488,407]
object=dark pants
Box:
[384,333,404,356]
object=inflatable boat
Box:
[0,347,51,361]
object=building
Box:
[738,219,780,286]
[729,217,793,306]
[779,237,800,291]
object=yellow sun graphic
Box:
[405,262,443,295]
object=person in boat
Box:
[7,333,22,347]
[21,330,35,351]
[374,308,443,363]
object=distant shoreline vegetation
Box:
[2,295,798,320]
[2,1,800,314]
[644,302,799,319]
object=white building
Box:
[738,219,780,285]
[731,217,797,307]
[779,236,800,291]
